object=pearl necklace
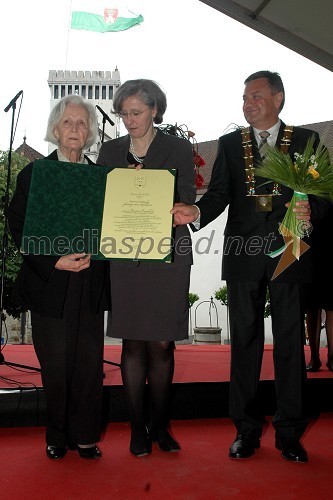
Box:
[129,129,156,164]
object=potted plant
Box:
[188,292,199,340]
[215,285,271,344]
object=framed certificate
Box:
[21,159,176,261]
[100,168,175,261]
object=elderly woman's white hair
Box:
[44,95,98,149]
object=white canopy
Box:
[200,0,333,72]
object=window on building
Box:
[82,85,86,98]
[95,86,99,99]
[109,86,113,99]
[68,85,72,95]
[61,85,66,97]
[75,85,79,95]
[54,86,59,99]
[88,85,93,99]
[102,86,106,99]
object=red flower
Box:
[195,172,204,189]
[193,152,206,167]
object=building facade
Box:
[47,68,121,160]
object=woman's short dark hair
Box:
[113,79,167,124]
[45,95,98,148]
[244,70,285,111]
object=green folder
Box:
[22,159,175,261]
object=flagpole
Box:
[65,0,73,69]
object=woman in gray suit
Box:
[98,79,195,457]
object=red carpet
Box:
[1,344,333,498]
[1,344,332,388]
[1,415,333,499]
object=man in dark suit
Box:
[172,70,330,463]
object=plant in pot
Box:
[188,293,199,339]
[215,285,271,344]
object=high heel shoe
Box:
[76,444,102,459]
[130,428,152,457]
[306,358,322,372]
[326,358,333,372]
[151,429,181,452]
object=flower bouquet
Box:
[255,135,333,234]
[254,135,333,260]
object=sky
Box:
[1,0,333,157]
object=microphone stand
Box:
[0,96,40,371]
[94,106,120,368]
[96,105,115,145]
[101,115,106,144]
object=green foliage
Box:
[214,286,228,306]
[215,285,271,318]
[189,292,199,308]
[0,150,28,318]
[264,290,271,319]
[255,136,333,198]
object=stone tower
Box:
[47,68,121,160]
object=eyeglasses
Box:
[118,108,150,119]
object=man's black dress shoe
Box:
[229,434,260,459]
[306,358,321,372]
[46,445,67,460]
[130,429,152,457]
[275,435,308,463]
[151,429,181,452]
[77,445,102,459]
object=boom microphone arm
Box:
[4,90,23,113]
[96,105,115,126]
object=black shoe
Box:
[130,429,152,457]
[326,358,333,372]
[151,429,181,452]
[77,445,102,459]
[46,445,67,460]
[306,358,321,372]
[275,435,308,463]
[229,434,260,459]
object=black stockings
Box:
[306,309,333,362]
[121,339,175,433]
[306,308,321,363]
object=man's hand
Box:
[128,163,143,170]
[171,203,199,226]
[55,253,91,272]
[287,199,311,221]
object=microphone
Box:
[96,105,115,126]
[4,90,23,113]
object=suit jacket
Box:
[197,121,331,283]
[7,150,111,318]
[97,129,196,267]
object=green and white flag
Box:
[71,1,144,33]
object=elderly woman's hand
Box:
[55,253,91,272]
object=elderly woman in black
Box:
[8,95,110,460]
[97,79,196,457]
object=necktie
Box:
[259,130,270,158]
